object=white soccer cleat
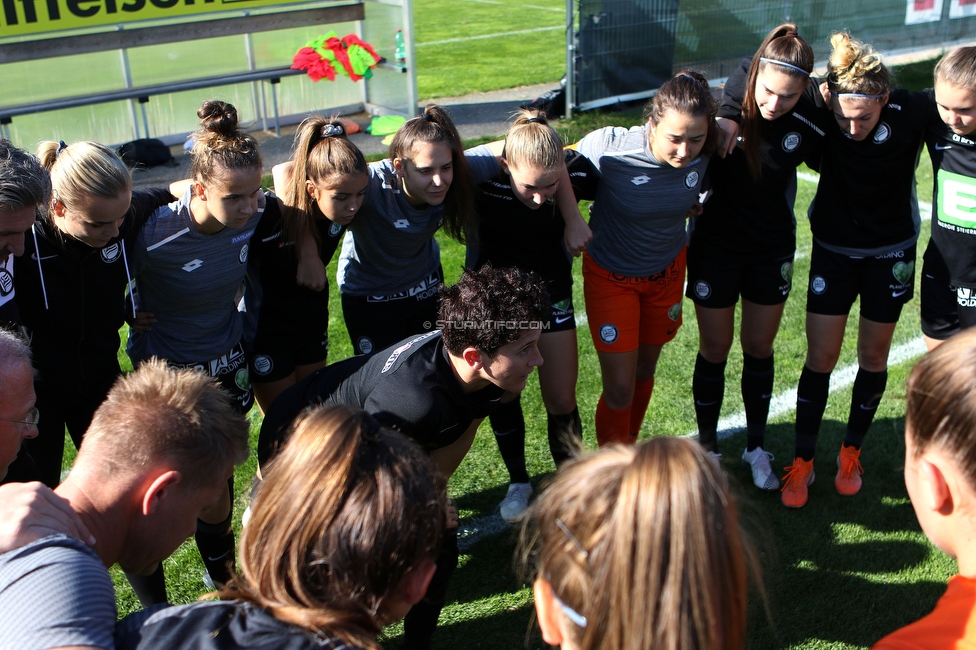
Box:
[742,446,780,491]
[499,482,533,523]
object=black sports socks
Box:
[693,353,726,452]
[490,397,530,484]
[742,352,774,451]
[547,407,582,464]
[795,366,831,461]
[845,368,888,449]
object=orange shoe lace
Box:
[838,447,864,479]
[780,459,812,493]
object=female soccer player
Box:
[468,108,598,521]
[919,46,976,349]
[127,99,268,599]
[575,71,717,446]
[521,436,755,650]
[687,24,824,491]
[16,141,171,487]
[872,328,976,649]
[122,405,446,650]
[782,33,929,507]
[247,116,368,413]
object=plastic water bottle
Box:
[395,29,406,64]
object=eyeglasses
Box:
[0,406,39,428]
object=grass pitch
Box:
[64,58,956,650]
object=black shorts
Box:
[686,246,794,309]
[806,240,916,323]
[547,294,577,332]
[250,310,330,383]
[342,268,443,356]
[168,341,253,415]
[920,240,976,339]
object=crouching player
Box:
[258,264,548,650]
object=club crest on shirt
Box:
[0,269,12,297]
[252,355,273,376]
[329,222,343,237]
[684,170,700,189]
[599,324,618,344]
[782,132,801,152]
[694,281,711,299]
[100,243,121,263]
[873,122,891,144]
[239,244,249,265]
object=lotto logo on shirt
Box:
[938,169,976,230]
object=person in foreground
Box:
[521,436,755,650]
[120,405,445,650]
[258,264,548,650]
[872,327,976,650]
[0,360,250,650]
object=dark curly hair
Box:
[439,265,549,357]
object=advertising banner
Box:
[1,0,305,38]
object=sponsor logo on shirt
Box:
[668,302,681,321]
[235,368,250,391]
[891,260,914,285]
[393,219,411,229]
[952,133,976,146]
[684,170,700,189]
[938,169,976,229]
[599,323,618,344]
[182,259,204,272]
[875,250,905,259]
[100,243,121,263]
[781,262,793,283]
[811,276,827,294]
[631,175,651,186]
[958,287,976,308]
[232,230,255,244]
[873,122,891,144]
[782,132,801,152]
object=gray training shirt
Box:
[337,150,498,296]
[576,125,708,277]
[128,189,264,363]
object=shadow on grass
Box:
[398,412,950,650]
[719,418,950,649]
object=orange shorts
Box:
[582,249,686,353]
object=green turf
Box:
[49,57,957,649]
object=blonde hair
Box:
[36,140,130,212]
[934,46,976,92]
[190,100,262,186]
[282,116,367,246]
[826,32,892,96]
[906,328,976,493]
[227,405,446,650]
[521,437,754,650]
[503,109,564,172]
[80,358,249,490]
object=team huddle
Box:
[0,21,974,650]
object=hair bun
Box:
[197,100,240,136]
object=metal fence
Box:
[568,0,976,112]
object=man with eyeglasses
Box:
[0,328,93,556]
[0,360,250,650]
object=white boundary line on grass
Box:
[463,0,564,11]
[417,26,563,47]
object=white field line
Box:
[417,25,562,47]
[687,337,927,440]
[462,0,563,11]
